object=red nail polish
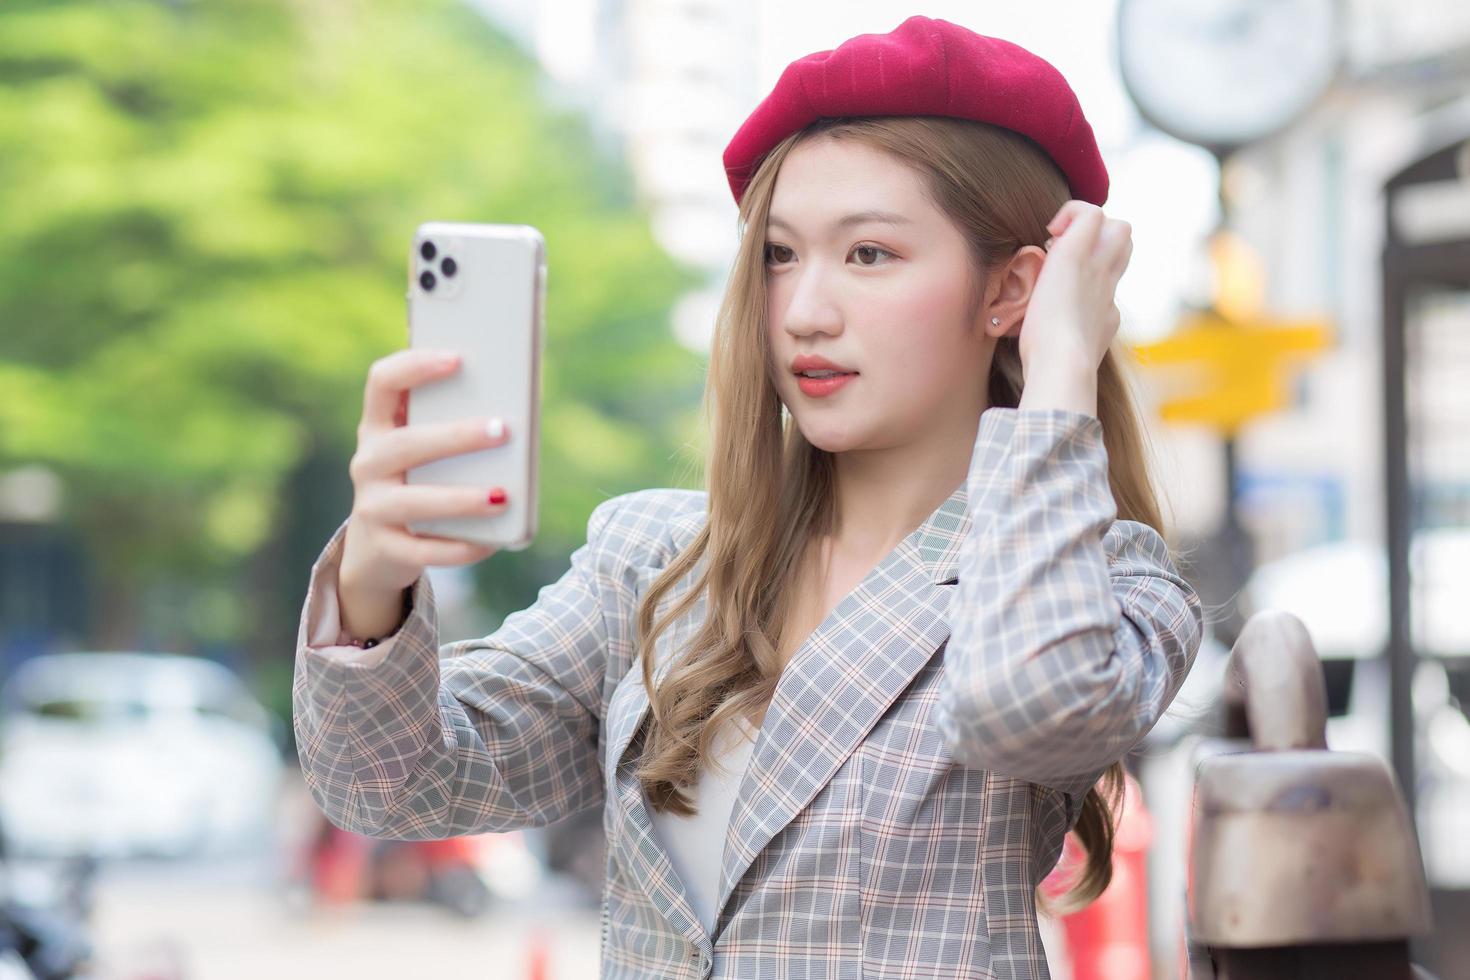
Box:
[488,488,507,505]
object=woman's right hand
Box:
[338,348,513,599]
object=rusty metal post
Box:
[1187,610,1436,980]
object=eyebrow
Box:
[766,209,913,234]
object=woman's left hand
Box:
[1015,201,1132,384]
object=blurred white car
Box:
[0,651,287,860]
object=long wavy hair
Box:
[631,115,1170,913]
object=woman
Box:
[293,15,1202,978]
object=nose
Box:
[777,261,844,341]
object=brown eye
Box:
[852,244,894,266]
[764,243,793,265]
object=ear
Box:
[980,245,1048,340]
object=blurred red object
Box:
[1041,772,1153,980]
[306,819,372,905]
[525,925,551,980]
[416,834,481,869]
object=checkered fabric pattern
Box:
[293,406,1202,978]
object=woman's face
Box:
[764,137,996,456]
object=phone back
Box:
[405,222,544,550]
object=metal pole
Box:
[1212,152,1255,648]
[1380,251,1416,825]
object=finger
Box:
[378,526,499,568]
[1095,218,1129,253]
[1113,236,1134,282]
[1045,200,1085,235]
[361,349,463,434]
[1050,204,1106,256]
[1045,200,1099,239]
[1101,222,1133,280]
[352,415,510,483]
[358,482,511,527]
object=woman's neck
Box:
[825,414,978,562]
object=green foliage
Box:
[0,0,708,648]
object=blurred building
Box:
[1223,3,1470,560]
[0,467,84,668]
[1214,10,1470,972]
[472,0,759,352]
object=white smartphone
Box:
[404,221,545,551]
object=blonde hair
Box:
[632,115,1169,913]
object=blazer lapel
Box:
[604,484,972,949]
[604,530,714,954]
[715,484,969,926]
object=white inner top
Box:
[647,712,760,937]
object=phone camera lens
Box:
[420,240,437,261]
[440,256,457,278]
[419,270,436,291]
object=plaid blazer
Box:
[293,407,1202,979]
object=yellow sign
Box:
[1129,229,1332,435]
[1131,311,1333,435]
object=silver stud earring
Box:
[991,317,1001,325]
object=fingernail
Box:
[485,418,505,440]
[488,488,507,505]
[437,351,460,367]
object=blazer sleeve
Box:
[292,492,644,839]
[934,407,1204,795]
[300,538,408,666]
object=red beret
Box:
[722,15,1108,208]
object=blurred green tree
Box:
[0,0,708,705]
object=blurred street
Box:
[64,773,603,980]
[87,871,601,980]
